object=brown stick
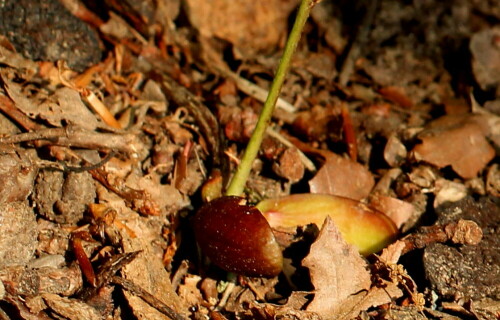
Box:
[0,126,142,154]
[400,219,483,255]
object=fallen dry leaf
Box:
[3,79,98,130]
[368,193,414,229]
[302,217,404,319]
[184,0,298,57]
[303,216,371,319]
[38,87,99,130]
[379,240,407,265]
[302,217,403,320]
[309,152,374,200]
[470,27,500,90]
[412,117,495,179]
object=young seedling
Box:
[193,0,316,277]
[193,0,398,277]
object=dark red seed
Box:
[193,196,283,277]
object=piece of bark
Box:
[486,164,500,197]
[384,134,407,167]
[272,147,305,183]
[120,227,187,319]
[0,264,82,297]
[42,293,101,320]
[0,201,38,269]
[433,178,468,208]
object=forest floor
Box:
[0,0,498,319]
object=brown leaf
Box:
[470,27,500,90]
[303,217,371,319]
[412,117,495,179]
[184,0,299,57]
[379,240,407,265]
[351,281,403,315]
[309,152,374,200]
[4,79,98,131]
[369,194,414,229]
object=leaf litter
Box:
[0,0,498,319]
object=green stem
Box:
[225,0,315,196]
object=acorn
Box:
[192,196,283,277]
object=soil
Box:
[0,0,498,319]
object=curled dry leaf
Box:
[302,217,402,320]
[302,216,371,318]
[257,194,398,255]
